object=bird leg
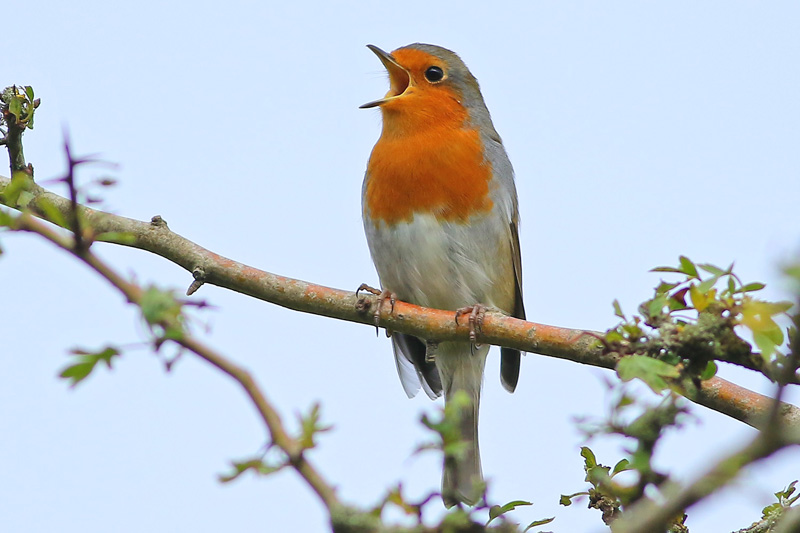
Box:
[455,304,486,349]
[356,283,396,329]
[425,340,439,362]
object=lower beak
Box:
[360,45,411,109]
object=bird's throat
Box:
[365,122,494,225]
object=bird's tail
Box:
[438,345,486,507]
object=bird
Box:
[359,43,525,507]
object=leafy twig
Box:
[7,210,340,510]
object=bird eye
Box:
[424,66,445,83]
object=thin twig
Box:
[61,134,84,252]
[9,211,340,510]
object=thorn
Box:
[187,267,206,296]
[356,283,381,296]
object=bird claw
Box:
[356,284,396,331]
[356,283,381,297]
[455,304,486,350]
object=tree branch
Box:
[611,434,787,533]
[611,309,800,532]
[1,173,798,433]
[8,210,341,511]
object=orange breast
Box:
[365,123,493,226]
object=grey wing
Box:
[480,131,525,392]
[500,219,525,393]
[392,333,442,400]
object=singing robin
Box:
[360,43,525,507]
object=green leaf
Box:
[487,500,532,524]
[646,295,667,317]
[585,463,612,487]
[698,263,725,276]
[8,97,22,119]
[650,266,683,274]
[422,390,471,458]
[679,256,699,278]
[24,86,34,100]
[59,346,120,387]
[59,361,95,385]
[771,301,794,314]
[776,480,798,500]
[612,459,631,475]
[0,208,15,226]
[523,517,555,531]
[655,281,680,294]
[3,170,34,205]
[741,299,791,358]
[616,355,680,393]
[297,402,333,450]
[580,446,597,469]
[738,282,766,293]
[753,332,778,359]
[612,299,625,320]
[699,361,718,380]
[697,275,720,293]
[689,284,711,312]
[621,322,644,341]
[219,458,282,483]
[785,265,800,282]
[140,286,184,334]
[761,502,783,520]
[559,492,586,506]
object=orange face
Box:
[362,47,469,137]
[363,46,494,225]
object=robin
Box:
[359,43,526,507]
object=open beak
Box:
[360,45,411,109]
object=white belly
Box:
[364,212,513,312]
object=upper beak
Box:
[360,45,411,109]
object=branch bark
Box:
[1,173,798,433]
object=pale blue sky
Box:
[3,2,799,532]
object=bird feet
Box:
[425,340,439,363]
[454,304,487,348]
[356,284,396,329]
